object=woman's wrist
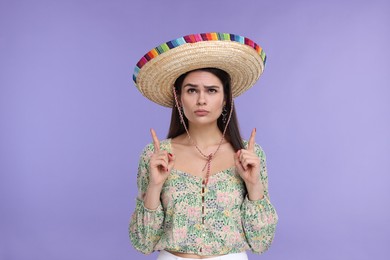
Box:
[245,182,265,201]
[143,183,164,210]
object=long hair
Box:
[167,68,245,151]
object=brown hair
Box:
[167,68,244,151]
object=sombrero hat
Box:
[133,32,266,107]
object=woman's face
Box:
[180,70,225,127]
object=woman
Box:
[129,33,278,260]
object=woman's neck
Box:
[186,123,224,149]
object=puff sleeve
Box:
[241,143,278,254]
[129,143,165,254]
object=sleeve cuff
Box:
[243,195,275,213]
[136,198,163,213]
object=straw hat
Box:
[133,32,266,107]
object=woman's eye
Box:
[187,88,197,93]
[208,88,217,93]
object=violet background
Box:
[1,0,389,259]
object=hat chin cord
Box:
[172,86,234,186]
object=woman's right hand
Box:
[148,128,175,187]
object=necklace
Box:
[172,87,234,185]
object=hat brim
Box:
[134,33,266,107]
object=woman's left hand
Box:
[234,128,265,200]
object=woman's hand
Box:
[234,128,265,200]
[148,128,175,187]
[143,129,175,210]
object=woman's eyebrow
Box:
[204,85,220,89]
[183,84,221,88]
[183,83,198,88]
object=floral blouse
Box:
[129,139,278,256]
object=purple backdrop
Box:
[1,0,389,259]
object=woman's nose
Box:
[196,91,206,105]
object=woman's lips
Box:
[194,109,209,116]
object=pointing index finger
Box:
[247,128,256,152]
[150,128,160,153]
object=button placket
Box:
[200,179,207,253]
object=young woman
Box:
[129,33,278,260]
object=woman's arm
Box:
[241,143,278,254]
[129,143,165,254]
[129,130,175,254]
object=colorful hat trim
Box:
[133,33,266,84]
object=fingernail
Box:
[255,128,257,133]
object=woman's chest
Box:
[172,147,236,178]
